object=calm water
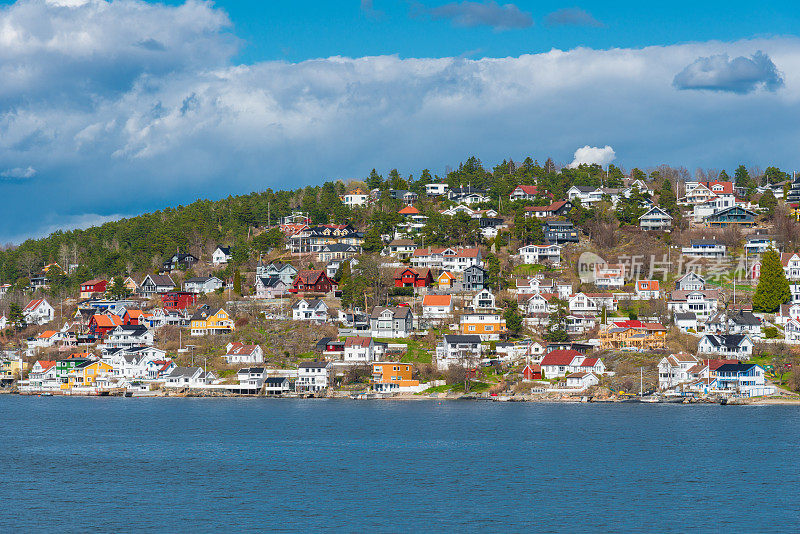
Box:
[0,396,798,533]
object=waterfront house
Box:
[714,363,773,397]
[237,367,267,390]
[540,350,605,379]
[343,336,381,364]
[164,366,211,388]
[371,362,420,393]
[435,335,483,370]
[369,307,413,338]
[264,376,292,395]
[225,343,265,365]
[29,360,58,390]
[296,361,331,392]
[657,353,703,390]
[65,361,113,390]
[565,371,599,390]
[521,363,542,380]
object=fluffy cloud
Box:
[544,8,603,28]
[568,146,616,168]
[0,166,36,179]
[2,0,800,242]
[420,1,533,30]
[673,51,784,93]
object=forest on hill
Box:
[0,154,786,294]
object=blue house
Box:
[705,206,757,228]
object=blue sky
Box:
[0,0,800,243]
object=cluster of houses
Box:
[7,174,800,399]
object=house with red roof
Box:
[509,185,553,201]
[635,280,660,299]
[89,314,124,338]
[521,363,542,380]
[289,270,334,294]
[224,342,264,365]
[23,298,55,325]
[29,360,58,390]
[80,279,108,299]
[344,336,384,363]
[540,350,606,378]
[394,267,434,289]
[422,294,454,319]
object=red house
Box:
[289,270,334,294]
[394,268,434,288]
[89,314,123,337]
[161,291,198,310]
[80,279,108,298]
[522,363,542,380]
[123,309,150,325]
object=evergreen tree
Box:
[367,169,383,190]
[108,276,130,300]
[719,169,730,181]
[362,227,383,253]
[753,249,791,313]
[8,303,25,332]
[758,189,778,217]
[338,260,355,309]
[503,306,523,337]
[233,269,242,296]
[544,298,569,342]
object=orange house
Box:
[371,362,419,392]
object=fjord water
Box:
[1,397,797,533]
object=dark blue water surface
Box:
[1,396,798,533]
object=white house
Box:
[212,246,232,265]
[674,312,698,333]
[343,336,383,363]
[164,366,212,388]
[28,360,58,390]
[518,244,562,266]
[435,334,483,371]
[715,363,774,397]
[471,289,496,310]
[697,334,754,360]
[264,376,292,394]
[225,342,265,364]
[668,290,719,321]
[422,295,454,320]
[425,183,449,196]
[183,276,223,294]
[237,367,267,389]
[594,264,625,290]
[682,239,726,258]
[139,274,175,297]
[568,292,617,313]
[785,319,800,344]
[781,253,800,281]
[296,361,331,392]
[255,277,288,299]
[540,350,606,378]
[565,371,599,390]
[102,325,154,349]
[657,353,703,390]
[23,298,55,326]
[292,299,329,322]
[343,192,369,207]
[639,206,673,231]
[509,185,542,201]
[675,272,707,291]
[635,280,661,299]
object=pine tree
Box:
[233,269,242,296]
[753,249,791,313]
[8,303,25,332]
[362,227,383,253]
[503,306,523,337]
[338,260,355,309]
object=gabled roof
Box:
[639,206,673,219]
[293,270,328,285]
[637,280,660,291]
[344,336,372,348]
[298,360,330,369]
[226,342,260,355]
[215,245,231,255]
[91,314,124,328]
[370,306,412,319]
[422,295,452,307]
[24,298,48,312]
[143,274,175,287]
[540,350,582,366]
[524,200,570,213]
[398,205,420,215]
[37,330,59,339]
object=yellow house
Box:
[0,358,28,382]
[65,361,113,389]
[460,312,507,341]
[190,307,235,336]
[371,362,419,392]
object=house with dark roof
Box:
[291,299,329,322]
[212,245,232,265]
[705,205,757,228]
[162,252,198,273]
[435,334,483,370]
[183,276,224,294]
[697,334,754,360]
[370,307,413,338]
[257,262,298,284]
[255,277,288,299]
[289,270,334,294]
[140,274,175,297]
[296,361,332,392]
[394,267,434,288]
[524,200,573,219]
[715,363,773,396]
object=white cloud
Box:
[673,51,784,93]
[2,0,800,242]
[568,146,616,168]
[0,166,36,179]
